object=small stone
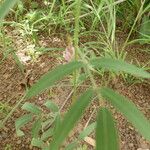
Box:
[129,143,134,147]
[140,142,149,149]
[129,125,134,130]
[3,127,9,132]
[1,132,7,138]
[17,140,22,144]
[27,137,30,142]
[29,145,33,149]
[114,115,118,119]
[39,97,42,101]
[13,133,17,138]
[0,136,2,140]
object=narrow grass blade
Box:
[42,118,53,129]
[15,114,33,136]
[50,89,93,150]
[32,119,42,138]
[96,108,119,150]
[26,61,84,98]
[0,0,18,21]
[90,57,150,78]
[100,88,150,140]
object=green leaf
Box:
[44,100,59,112]
[22,102,42,115]
[100,88,150,140]
[79,122,96,139]
[0,0,18,21]
[53,113,61,132]
[96,108,119,150]
[26,61,84,98]
[50,89,94,150]
[12,51,24,74]
[15,114,32,136]
[41,127,54,141]
[139,15,150,43]
[42,118,53,129]
[32,119,42,138]
[90,57,150,78]
[31,138,45,149]
[77,73,88,85]
[65,141,78,150]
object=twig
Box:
[84,106,96,129]
[60,89,74,111]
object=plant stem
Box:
[122,0,145,50]
[72,0,81,102]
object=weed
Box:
[0,0,150,150]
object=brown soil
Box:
[0,34,150,150]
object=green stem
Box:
[72,0,82,102]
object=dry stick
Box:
[84,106,96,129]
[60,89,74,111]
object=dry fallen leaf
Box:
[84,136,95,147]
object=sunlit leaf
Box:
[50,89,94,150]
[26,61,84,98]
[0,0,18,21]
[42,118,53,129]
[90,57,150,78]
[41,128,54,141]
[96,108,119,150]
[100,88,150,140]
